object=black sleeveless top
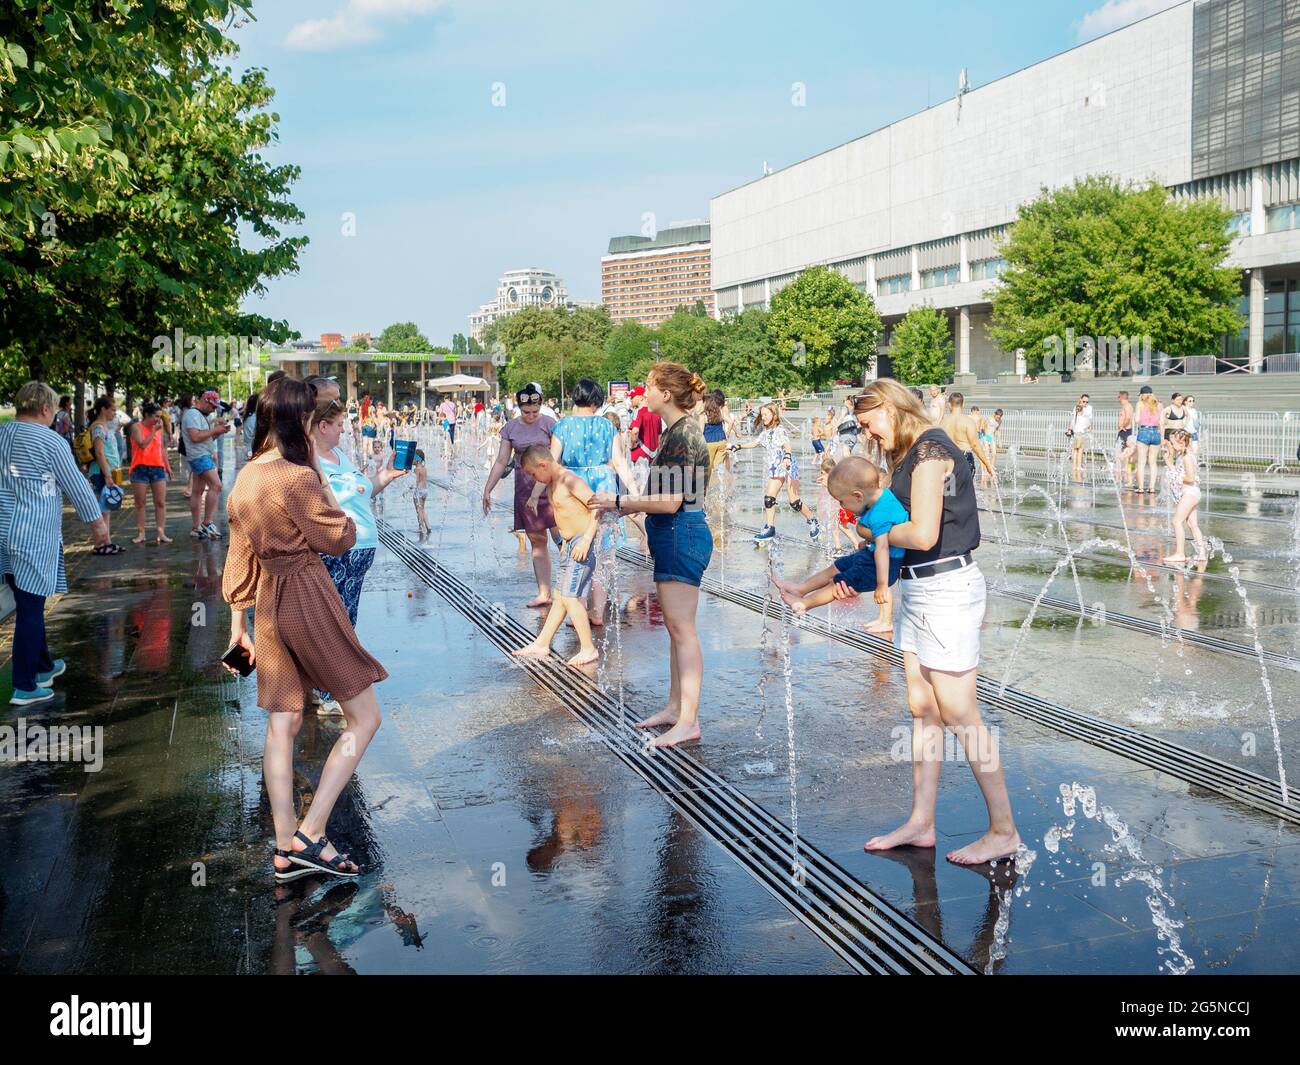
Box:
[888,428,980,567]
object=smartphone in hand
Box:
[221,640,255,677]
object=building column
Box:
[959,234,970,284]
[1249,268,1266,373]
[1251,166,1266,237]
[958,306,971,374]
[866,256,877,295]
[910,247,920,291]
[419,360,426,409]
[345,362,357,405]
[763,277,771,309]
[387,360,394,407]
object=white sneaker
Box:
[316,699,344,717]
[203,522,222,539]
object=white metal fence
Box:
[994,407,1300,468]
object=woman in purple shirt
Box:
[483,383,557,607]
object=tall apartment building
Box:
[710,0,1300,380]
[601,222,715,325]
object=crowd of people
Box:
[0,364,1223,882]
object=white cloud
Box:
[1073,0,1184,42]
[285,0,446,52]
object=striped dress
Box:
[0,421,102,597]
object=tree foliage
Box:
[0,2,304,401]
[989,175,1244,374]
[889,306,954,385]
[766,265,883,390]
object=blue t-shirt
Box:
[319,446,377,551]
[860,488,908,559]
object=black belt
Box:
[901,552,973,581]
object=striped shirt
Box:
[0,421,101,598]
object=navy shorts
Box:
[812,439,825,454]
[646,509,712,587]
[833,549,902,594]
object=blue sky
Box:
[230,0,1186,342]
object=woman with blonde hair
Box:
[841,378,1019,865]
[1133,387,1162,495]
[588,362,712,748]
[732,402,820,542]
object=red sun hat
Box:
[629,385,646,398]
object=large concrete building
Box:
[601,222,715,324]
[709,0,1300,382]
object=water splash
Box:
[983,844,1038,974]
[1057,782,1194,975]
[763,534,802,886]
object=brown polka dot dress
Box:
[223,457,388,712]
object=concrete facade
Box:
[710,0,1300,380]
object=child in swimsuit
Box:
[412,449,430,536]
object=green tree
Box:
[0,3,304,401]
[655,305,720,370]
[506,336,604,403]
[602,320,655,384]
[700,309,803,397]
[889,306,954,385]
[377,321,431,353]
[766,265,883,390]
[451,332,467,355]
[989,175,1244,375]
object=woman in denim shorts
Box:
[590,362,712,749]
[128,402,173,543]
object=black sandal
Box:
[273,846,318,882]
[93,543,125,555]
[288,830,360,878]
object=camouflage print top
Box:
[650,413,711,512]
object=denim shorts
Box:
[646,509,713,587]
[130,465,167,484]
[1136,426,1161,446]
[559,537,597,600]
[833,549,902,594]
[188,454,215,475]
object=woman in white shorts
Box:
[1164,429,1205,563]
[840,379,1019,867]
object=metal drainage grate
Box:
[378,521,975,976]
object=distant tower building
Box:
[468,268,568,343]
[601,222,714,325]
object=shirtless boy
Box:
[511,444,601,666]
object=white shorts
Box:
[893,561,986,673]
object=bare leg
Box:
[565,597,598,665]
[928,666,1020,864]
[295,685,382,868]
[265,710,305,875]
[202,469,221,526]
[513,596,566,657]
[637,613,681,729]
[527,531,552,606]
[152,479,170,541]
[865,651,941,851]
[763,476,782,528]
[132,483,148,542]
[646,581,703,747]
[786,478,814,520]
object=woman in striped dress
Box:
[0,382,111,705]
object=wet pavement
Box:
[3,435,1300,974]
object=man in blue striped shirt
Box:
[0,382,110,705]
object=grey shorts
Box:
[560,537,597,599]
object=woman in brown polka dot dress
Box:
[223,377,388,881]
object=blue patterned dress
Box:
[552,415,622,549]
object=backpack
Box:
[73,426,95,466]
